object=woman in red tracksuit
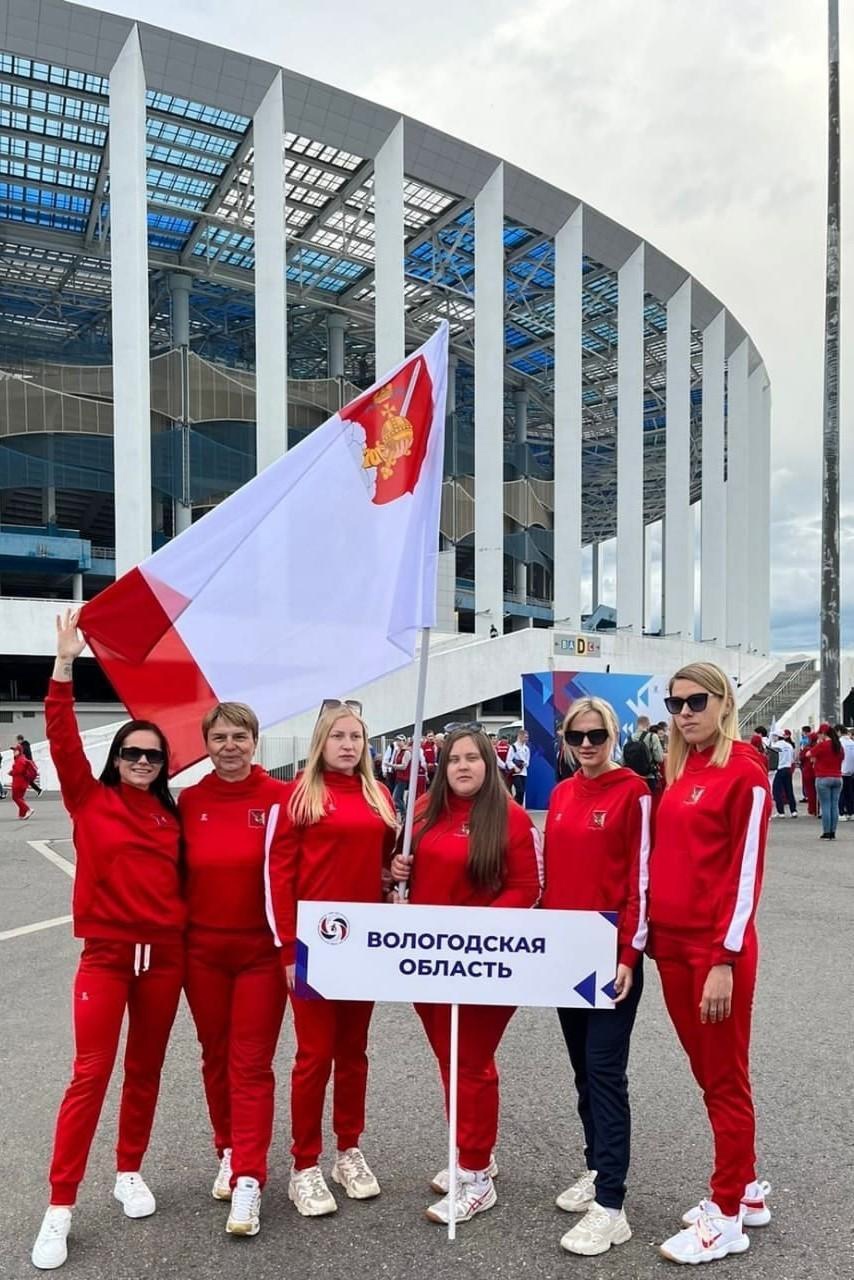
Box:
[9,742,35,819]
[31,609,185,1273]
[266,699,397,1218]
[543,696,650,1258]
[648,661,771,1266]
[391,726,542,1226]
[180,701,289,1239]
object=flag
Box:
[80,323,448,773]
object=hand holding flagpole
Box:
[395,625,431,899]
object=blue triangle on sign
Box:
[574,972,597,1006]
[601,978,618,1000]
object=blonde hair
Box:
[288,705,396,828]
[562,696,620,763]
[665,661,738,783]
[202,701,259,741]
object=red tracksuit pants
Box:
[12,780,29,817]
[653,928,758,1217]
[48,938,184,1205]
[290,995,374,1168]
[184,928,286,1188]
[416,1002,516,1172]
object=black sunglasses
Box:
[318,698,363,721]
[565,728,610,748]
[664,693,713,715]
[118,746,165,765]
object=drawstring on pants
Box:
[133,943,152,976]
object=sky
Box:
[89,0,853,652]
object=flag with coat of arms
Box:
[79,323,449,773]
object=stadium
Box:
[0,0,809,769]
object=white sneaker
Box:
[682,1180,771,1228]
[113,1172,156,1218]
[288,1165,338,1217]
[212,1148,233,1200]
[560,1203,632,1256]
[331,1147,380,1200]
[431,1153,498,1194]
[426,1170,497,1224]
[226,1176,261,1236]
[556,1168,598,1212]
[22,807,34,820]
[660,1201,749,1264]
[31,1207,72,1270]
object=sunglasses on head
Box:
[664,693,712,715]
[118,746,165,765]
[318,698,363,721]
[565,728,610,748]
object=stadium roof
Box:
[0,0,763,457]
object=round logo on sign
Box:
[318,912,350,945]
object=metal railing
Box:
[743,660,817,727]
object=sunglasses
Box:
[565,728,610,748]
[664,693,712,715]
[318,698,363,721]
[118,746,165,765]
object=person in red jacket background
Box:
[266,699,397,1218]
[543,696,650,1258]
[648,662,771,1266]
[180,701,289,1239]
[32,610,185,1273]
[810,723,844,839]
[8,742,36,818]
[391,726,542,1227]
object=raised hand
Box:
[55,608,85,661]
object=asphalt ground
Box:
[1,795,852,1280]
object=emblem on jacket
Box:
[687,786,706,805]
[590,811,607,829]
[457,822,470,836]
[248,809,266,827]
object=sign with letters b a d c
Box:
[295,901,617,1010]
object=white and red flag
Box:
[80,323,448,773]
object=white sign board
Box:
[295,901,618,1009]
[553,632,601,657]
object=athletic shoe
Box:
[790,811,798,818]
[556,1168,598,1212]
[426,1170,496,1224]
[660,1201,748,1264]
[212,1148,233,1200]
[288,1165,337,1216]
[560,1204,632,1256]
[225,1176,260,1236]
[431,1153,498,1193]
[113,1172,156,1218]
[331,1147,380,1200]
[31,1207,72,1270]
[682,1180,771,1229]
[22,807,34,820]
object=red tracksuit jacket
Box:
[179,765,290,930]
[45,679,185,942]
[810,738,843,778]
[408,792,542,908]
[265,771,396,964]
[647,740,770,966]
[542,766,651,968]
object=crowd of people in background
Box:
[747,720,854,839]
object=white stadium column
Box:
[700,309,726,642]
[725,339,750,650]
[553,205,583,629]
[374,119,405,375]
[254,71,288,470]
[474,164,505,637]
[748,364,771,654]
[664,277,693,638]
[616,243,645,634]
[109,26,151,574]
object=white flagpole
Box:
[397,625,430,898]
[447,1002,460,1242]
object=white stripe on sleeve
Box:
[723,786,767,953]
[531,824,544,897]
[263,802,282,947]
[630,792,652,952]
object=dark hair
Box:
[413,727,509,891]
[753,725,767,735]
[824,725,843,756]
[99,720,178,816]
